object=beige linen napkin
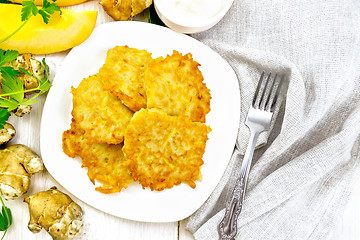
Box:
[184,0,360,239]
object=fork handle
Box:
[218,131,260,240]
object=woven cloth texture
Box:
[184,0,360,239]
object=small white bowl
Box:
[154,0,235,34]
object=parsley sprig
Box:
[0,0,61,45]
[0,49,52,127]
[0,195,12,240]
[21,0,60,23]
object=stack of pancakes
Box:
[63,46,211,193]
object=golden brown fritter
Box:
[99,46,154,112]
[71,74,133,144]
[123,108,211,191]
[62,122,134,194]
[145,50,211,123]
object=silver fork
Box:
[218,72,283,240]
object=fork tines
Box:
[252,72,283,112]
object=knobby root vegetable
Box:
[12,104,32,117]
[100,0,152,21]
[0,123,15,146]
[0,144,44,200]
[24,187,83,240]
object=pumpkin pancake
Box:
[99,45,154,112]
[123,108,211,191]
[71,74,133,144]
[145,50,211,123]
[62,122,133,194]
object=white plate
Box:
[40,21,240,223]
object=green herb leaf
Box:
[0,195,12,240]
[38,78,51,93]
[0,109,10,129]
[42,58,49,76]
[39,58,52,93]
[0,50,22,113]
[18,66,31,76]
[0,0,13,3]
[0,97,20,111]
[0,50,18,66]
[21,96,38,106]
[0,53,51,113]
[0,206,11,231]
[21,0,39,22]
[38,9,50,24]
[42,0,60,14]
[0,66,20,81]
[38,0,60,24]
[1,74,24,103]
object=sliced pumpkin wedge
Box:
[0,4,97,54]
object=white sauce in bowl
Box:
[158,0,224,25]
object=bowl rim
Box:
[153,0,235,29]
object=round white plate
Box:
[40,21,240,223]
